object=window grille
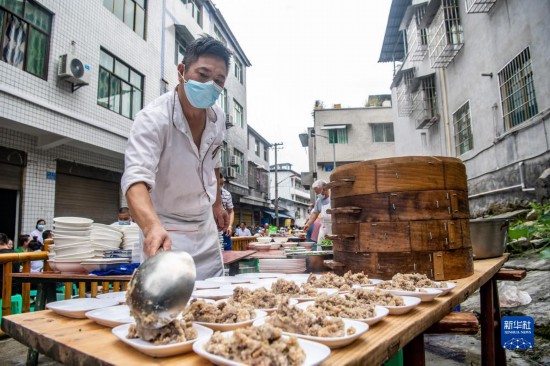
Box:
[413,75,438,129]
[407,5,428,62]
[453,101,474,155]
[465,0,496,13]
[428,0,463,68]
[498,47,538,130]
[397,68,416,116]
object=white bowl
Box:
[92,223,122,233]
[424,282,457,296]
[53,217,94,226]
[253,243,272,251]
[192,288,234,300]
[46,298,118,318]
[383,295,422,315]
[81,261,129,273]
[53,260,87,273]
[96,291,127,304]
[54,230,91,237]
[272,236,289,243]
[384,288,443,302]
[192,330,330,366]
[194,309,267,331]
[85,305,132,327]
[300,242,315,249]
[270,243,281,250]
[113,323,212,357]
[53,224,92,231]
[54,245,93,256]
[282,242,298,248]
[46,260,57,271]
[90,238,122,247]
[91,230,123,240]
[256,237,272,243]
[53,237,91,246]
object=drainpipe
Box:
[468,161,535,199]
[439,68,452,156]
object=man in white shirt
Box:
[121,35,231,280]
[235,222,252,237]
[111,207,137,226]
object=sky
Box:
[213,0,395,173]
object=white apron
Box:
[317,201,332,243]
[139,211,224,280]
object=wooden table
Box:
[248,249,287,259]
[222,250,255,275]
[2,256,509,366]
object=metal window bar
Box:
[453,101,474,155]
[498,47,538,130]
[408,5,428,62]
[465,0,496,13]
[413,76,438,129]
[397,69,416,116]
[428,0,464,68]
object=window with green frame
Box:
[233,148,244,175]
[98,49,143,119]
[234,58,243,84]
[175,37,186,65]
[234,100,243,128]
[0,0,52,79]
[328,128,348,144]
[103,0,146,38]
[371,123,395,142]
[453,101,474,155]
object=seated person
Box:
[111,207,137,226]
[235,222,252,236]
[0,233,20,297]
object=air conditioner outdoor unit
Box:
[58,54,90,85]
[226,167,237,179]
[230,155,239,166]
[225,115,234,128]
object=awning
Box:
[264,210,293,220]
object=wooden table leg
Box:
[27,348,39,366]
[403,333,425,366]
[228,262,239,276]
[480,278,507,366]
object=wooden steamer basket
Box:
[324,156,473,280]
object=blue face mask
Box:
[37,225,45,231]
[318,194,325,200]
[179,71,222,109]
[118,220,130,225]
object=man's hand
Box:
[213,203,229,232]
[304,223,310,232]
[226,226,233,236]
[142,223,172,257]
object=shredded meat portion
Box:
[204,324,305,366]
[271,279,317,297]
[184,299,255,323]
[306,271,372,291]
[305,293,376,320]
[231,287,290,309]
[266,302,355,337]
[375,273,448,291]
[350,288,405,306]
[127,311,197,345]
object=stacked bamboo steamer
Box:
[326,156,473,280]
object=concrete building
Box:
[379,0,550,215]
[0,0,252,240]
[269,163,311,227]
[302,101,396,194]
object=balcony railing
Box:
[428,0,464,68]
[396,68,416,116]
[407,5,429,62]
[412,76,439,129]
[466,0,496,13]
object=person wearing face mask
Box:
[303,180,332,243]
[121,35,231,280]
[29,219,46,245]
[111,207,137,226]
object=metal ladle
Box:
[126,250,196,329]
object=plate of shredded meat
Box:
[193,324,331,366]
[383,296,422,315]
[185,299,267,331]
[346,288,421,315]
[112,321,212,357]
[380,288,443,302]
[271,278,338,302]
[219,287,299,313]
[254,303,369,348]
[296,298,389,326]
[424,282,456,295]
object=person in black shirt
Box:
[0,232,20,298]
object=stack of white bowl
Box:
[51,217,95,273]
[91,223,123,252]
[120,225,139,252]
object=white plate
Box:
[112,323,212,358]
[220,283,271,291]
[53,224,93,231]
[217,298,299,314]
[53,260,87,273]
[293,288,339,302]
[54,230,92,237]
[384,288,443,302]
[296,302,389,326]
[92,223,123,233]
[54,217,94,226]
[96,291,127,304]
[382,296,422,315]
[424,282,456,295]
[53,237,91,246]
[192,331,330,366]
[235,272,285,279]
[194,281,222,290]
[205,276,251,284]
[46,298,119,318]
[192,288,234,300]
[85,305,133,327]
[254,317,368,349]
[194,309,267,331]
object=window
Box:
[264,146,269,161]
[234,100,243,128]
[328,128,348,144]
[234,58,243,84]
[498,47,538,130]
[181,0,201,26]
[214,25,227,46]
[255,139,260,156]
[372,123,395,142]
[221,141,227,167]
[453,101,473,155]
[217,88,228,114]
[175,38,186,65]
[0,0,52,79]
[233,149,244,175]
[103,0,146,38]
[98,49,143,119]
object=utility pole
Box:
[272,142,284,228]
